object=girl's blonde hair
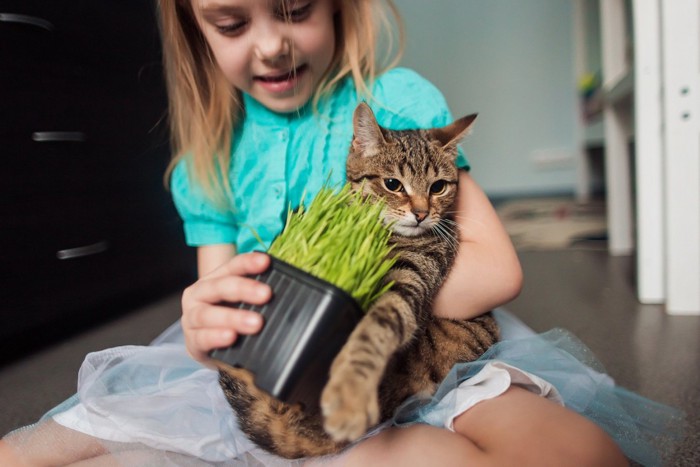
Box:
[158,0,404,207]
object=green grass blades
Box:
[267,183,395,311]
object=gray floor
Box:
[1,249,698,465]
[507,250,699,466]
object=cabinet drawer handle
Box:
[0,13,54,32]
[32,131,86,142]
[56,241,110,260]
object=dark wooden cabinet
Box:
[0,1,196,361]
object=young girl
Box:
[1,0,681,465]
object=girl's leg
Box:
[0,439,29,466]
[0,420,110,466]
[67,449,207,467]
[3,388,628,467]
[320,386,628,467]
[454,386,628,466]
[308,424,486,467]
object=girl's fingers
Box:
[183,252,272,306]
[186,304,264,333]
[185,275,272,307]
[186,308,264,361]
[182,252,272,361]
[187,328,237,362]
[204,252,270,279]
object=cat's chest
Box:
[390,232,455,256]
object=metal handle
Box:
[0,13,54,32]
[56,240,109,260]
[32,131,86,142]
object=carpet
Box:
[496,197,608,251]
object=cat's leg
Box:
[321,290,418,442]
[374,314,499,420]
[217,365,346,458]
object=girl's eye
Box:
[277,1,313,22]
[215,20,247,36]
[289,2,312,21]
[384,179,404,193]
[430,180,447,195]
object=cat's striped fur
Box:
[218,102,499,458]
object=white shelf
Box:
[576,0,700,313]
[603,69,634,104]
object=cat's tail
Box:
[216,364,349,459]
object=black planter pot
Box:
[210,256,363,412]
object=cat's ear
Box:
[429,113,478,152]
[352,102,386,157]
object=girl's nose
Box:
[253,26,291,63]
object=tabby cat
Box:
[217,102,499,459]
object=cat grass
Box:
[267,184,395,311]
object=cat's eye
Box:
[430,180,447,195]
[384,178,404,193]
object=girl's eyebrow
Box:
[197,2,244,16]
[196,0,295,16]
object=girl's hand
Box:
[181,252,272,363]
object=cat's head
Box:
[346,102,477,237]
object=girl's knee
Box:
[340,424,486,467]
[530,401,627,466]
[454,387,628,466]
[0,439,32,467]
[561,421,628,467]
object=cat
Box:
[216,102,499,459]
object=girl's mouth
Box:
[254,65,308,93]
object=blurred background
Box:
[398,0,700,317]
[400,0,583,197]
[1,0,197,365]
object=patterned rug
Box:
[496,197,608,250]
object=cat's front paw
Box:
[320,370,379,442]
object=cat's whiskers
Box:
[440,217,459,227]
[431,220,459,252]
[439,218,468,237]
[447,213,488,229]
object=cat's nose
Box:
[413,211,428,223]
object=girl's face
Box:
[192,0,336,113]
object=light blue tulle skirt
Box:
[394,310,686,466]
[5,309,685,466]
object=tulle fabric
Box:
[3,309,685,466]
[4,323,312,466]
[395,311,687,467]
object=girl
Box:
[1,0,678,465]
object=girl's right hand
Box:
[181,252,272,363]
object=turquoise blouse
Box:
[171,68,469,253]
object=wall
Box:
[396,0,578,198]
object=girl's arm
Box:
[198,244,236,276]
[432,171,523,320]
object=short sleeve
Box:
[170,159,239,247]
[371,68,470,170]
